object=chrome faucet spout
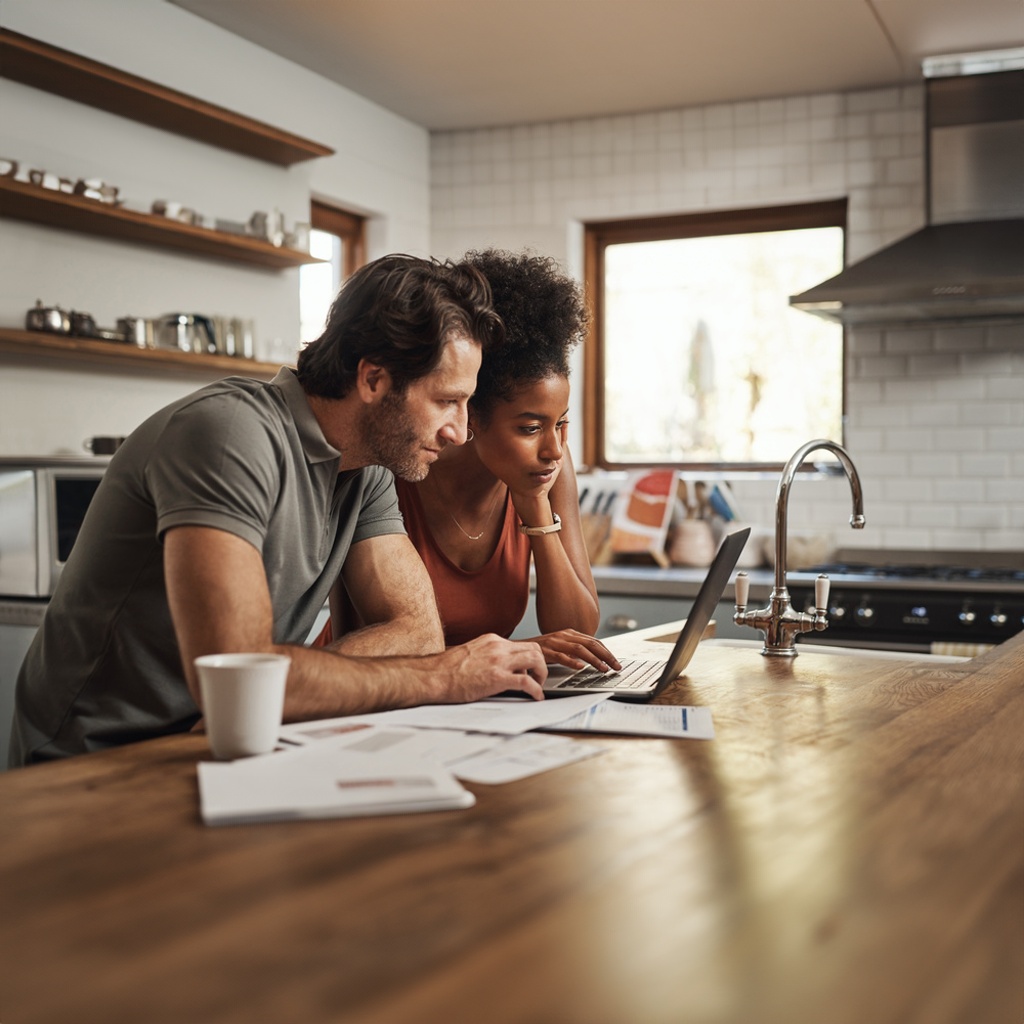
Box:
[773,439,865,592]
[735,438,866,657]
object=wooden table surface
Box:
[2,630,1022,1024]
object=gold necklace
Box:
[435,477,505,541]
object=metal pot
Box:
[25,300,70,334]
[69,311,98,337]
[153,313,216,354]
[117,317,153,349]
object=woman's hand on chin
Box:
[529,630,621,672]
[509,476,560,526]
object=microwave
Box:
[0,460,107,598]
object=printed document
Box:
[540,701,715,739]
[451,733,607,784]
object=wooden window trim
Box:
[582,199,848,469]
[310,199,366,278]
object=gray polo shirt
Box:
[10,369,405,765]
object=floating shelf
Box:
[0,28,334,166]
[0,178,324,269]
[0,327,285,380]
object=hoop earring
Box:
[467,429,475,442]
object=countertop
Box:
[1,630,1021,1023]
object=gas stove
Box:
[786,549,1024,652]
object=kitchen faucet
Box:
[734,439,865,656]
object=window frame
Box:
[310,199,366,280]
[582,199,848,471]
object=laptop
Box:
[541,527,750,703]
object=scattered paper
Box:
[280,691,613,739]
[280,721,502,765]
[451,733,607,784]
[540,701,715,740]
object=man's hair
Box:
[462,249,589,423]
[296,253,504,398]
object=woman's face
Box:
[472,374,570,495]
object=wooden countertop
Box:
[2,631,1022,1024]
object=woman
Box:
[319,248,617,673]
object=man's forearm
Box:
[275,634,547,722]
[327,615,443,657]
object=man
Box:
[10,255,546,767]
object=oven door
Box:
[40,468,105,595]
[0,469,38,596]
[789,582,1024,653]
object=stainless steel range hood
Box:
[791,58,1024,326]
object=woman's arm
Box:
[513,451,620,671]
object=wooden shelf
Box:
[0,28,334,166]
[0,327,285,380]
[0,178,324,269]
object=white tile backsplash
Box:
[429,81,1022,555]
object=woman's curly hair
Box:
[462,248,589,423]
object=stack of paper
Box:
[198,738,474,827]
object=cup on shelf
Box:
[83,436,126,456]
[152,199,200,224]
[286,221,311,252]
[194,653,290,760]
[73,178,120,204]
[30,169,72,192]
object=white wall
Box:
[429,89,1024,553]
[1,0,431,456]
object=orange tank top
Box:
[396,477,531,647]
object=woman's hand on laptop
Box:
[529,630,622,673]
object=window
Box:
[583,200,846,470]
[299,200,366,345]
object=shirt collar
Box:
[270,368,340,465]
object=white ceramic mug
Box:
[194,653,290,760]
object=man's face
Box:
[363,334,481,481]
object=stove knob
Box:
[958,605,976,625]
[855,601,874,623]
[829,602,846,620]
[990,609,1007,627]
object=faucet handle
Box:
[735,571,749,609]
[815,573,830,612]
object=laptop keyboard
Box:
[551,659,661,690]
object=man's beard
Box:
[363,389,432,482]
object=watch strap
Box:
[519,513,562,536]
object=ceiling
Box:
[169,0,1024,131]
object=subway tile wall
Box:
[430,86,1023,554]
